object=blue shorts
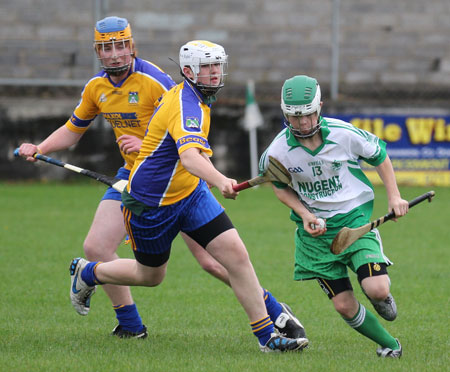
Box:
[101,167,130,201]
[123,180,225,255]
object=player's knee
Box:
[83,239,97,260]
[364,283,390,302]
[142,277,164,287]
[138,267,166,287]
[333,300,356,318]
[332,293,359,318]
[198,258,218,273]
[200,259,226,277]
[228,248,251,269]
[83,238,111,261]
[361,275,390,301]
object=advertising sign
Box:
[334,115,450,186]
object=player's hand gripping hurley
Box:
[330,190,435,255]
[14,148,128,192]
[233,156,292,191]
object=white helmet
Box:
[179,40,228,97]
[281,75,323,138]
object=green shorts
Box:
[293,228,390,281]
[292,205,391,281]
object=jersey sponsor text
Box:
[297,175,343,199]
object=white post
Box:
[249,126,258,179]
[243,80,264,179]
[331,0,340,101]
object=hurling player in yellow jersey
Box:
[68,40,309,352]
[18,17,228,339]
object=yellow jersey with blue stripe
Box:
[128,81,213,207]
[64,57,175,170]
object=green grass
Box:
[1,182,449,372]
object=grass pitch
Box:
[0,182,448,372]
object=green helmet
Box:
[281,75,322,138]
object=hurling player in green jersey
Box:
[260,75,409,358]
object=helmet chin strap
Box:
[285,115,323,139]
[294,124,321,139]
[103,64,131,76]
[180,68,223,99]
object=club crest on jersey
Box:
[128,92,139,104]
[99,93,107,102]
[185,117,201,131]
[331,160,343,171]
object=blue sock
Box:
[81,262,102,286]
[251,316,274,346]
[263,289,283,322]
[114,304,144,333]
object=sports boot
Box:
[112,324,148,339]
[69,257,96,316]
[377,339,402,358]
[260,333,309,353]
[274,303,307,339]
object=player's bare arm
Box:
[199,152,215,188]
[18,125,83,162]
[180,147,238,199]
[375,155,409,221]
[200,151,213,163]
[270,184,325,237]
[116,134,142,154]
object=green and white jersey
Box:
[260,117,387,220]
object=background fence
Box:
[1,0,449,183]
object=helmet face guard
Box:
[94,16,134,76]
[281,75,322,138]
[179,40,228,97]
[282,116,323,139]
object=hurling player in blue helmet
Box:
[18,16,175,339]
[20,18,310,345]
[68,40,309,352]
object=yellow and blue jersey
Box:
[128,81,213,207]
[64,57,175,170]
